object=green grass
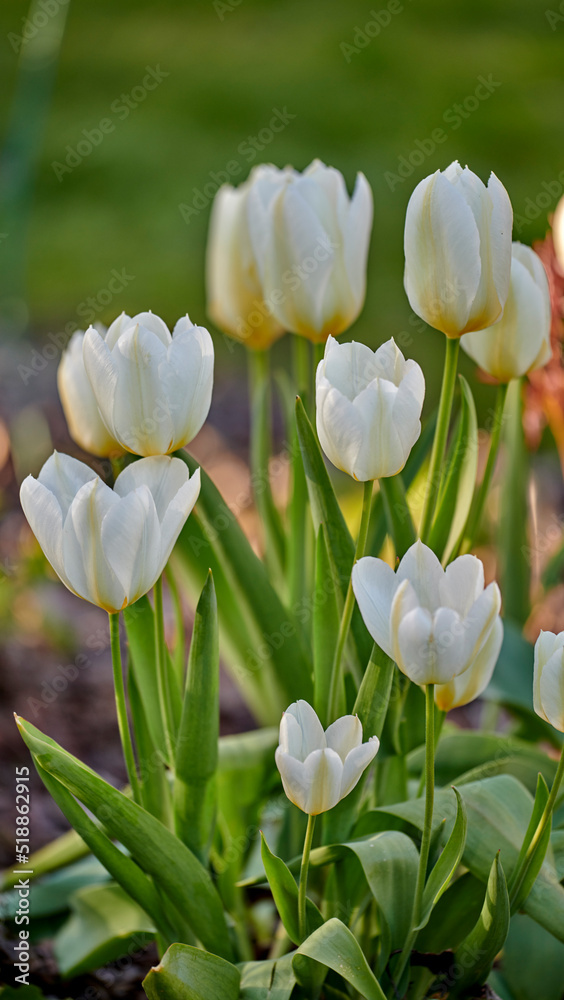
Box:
[1,0,563,403]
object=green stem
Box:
[154,575,175,765]
[108,612,140,801]
[393,684,435,991]
[461,381,509,553]
[327,480,373,721]
[420,338,460,542]
[298,813,316,941]
[509,744,564,908]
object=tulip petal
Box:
[396,540,443,610]
[342,172,373,307]
[20,476,68,588]
[461,582,502,669]
[105,312,132,350]
[352,557,397,657]
[37,451,98,518]
[161,326,214,448]
[395,604,437,684]
[486,172,513,315]
[279,712,304,759]
[340,738,380,799]
[82,326,119,436]
[101,486,162,603]
[316,379,366,478]
[300,748,343,814]
[275,748,308,813]
[110,323,175,455]
[114,456,190,519]
[435,617,503,711]
[322,338,379,399]
[285,700,326,756]
[58,332,121,458]
[62,479,125,612]
[533,630,564,720]
[158,468,201,565]
[441,555,484,616]
[128,311,172,347]
[325,715,362,761]
[353,377,407,479]
[538,647,564,732]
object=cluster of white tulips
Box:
[16,156,564,998]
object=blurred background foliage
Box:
[0,0,563,409]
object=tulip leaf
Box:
[499,379,530,625]
[177,451,312,706]
[509,772,552,913]
[313,523,342,726]
[238,954,296,999]
[53,882,155,978]
[249,349,287,582]
[353,643,395,742]
[127,666,171,826]
[17,717,233,959]
[417,786,467,930]
[295,918,386,1000]
[124,596,168,758]
[500,914,564,1000]
[450,853,510,994]
[415,871,486,954]
[143,943,240,1000]
[174,572,219,862]
[260,833,323,944]
[31,758,174,941]
[427,374,478,563]
[365,774,564,943]
[295,397,372,671]
[378,475,416,560]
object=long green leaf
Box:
[313,524,341,726]
[261,834,323,944]
[353,644,395,742]
[510,772,552,912]
[143,943,240,1000]
[238,954,296,999]
[417,787,467,930]
[378,475,416,560]
[17,717,232,959]
[176,451,312,705]
[296,918,386,1000]
[174,572,219,862]
[54,883,155,978]
[428,374,478,562]
[451,853,510,994]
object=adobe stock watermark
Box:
[178,107,296,225]
[7,0,69,54]
[384,75,501,191]
[546,1,564,29]
[340,0,407,62]
[17,267,135,385]
[513,172,564,234]
[51,66,169,181]
[213,0,243,20]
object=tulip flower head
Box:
[275,701,379,815]
[82,312,214,456]
[404,161,513,337]
[461,242,552,382]
[352,541,502,687]
[533,630,564,732]
[20,452,200,613]
[57,327,124,459]
[247,159,373,342]
[316,336,425,481]
[206,166,286,350]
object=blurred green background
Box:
[0,0,563,402]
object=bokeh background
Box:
[1,0,563,865]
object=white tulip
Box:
[352,541,502,686]
[57,328,124,458]
[434,618,503,711]
[275,700,379,815]
[316,336,425,481]
[247,159,373,342]
[533,630,564,732]
[20,451,200,613]
[82,312,214,456]
[206,167,285,350]
[552,193,564,272]
[461,243,551,381]
[404,161,513,337]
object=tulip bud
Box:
[82,311,214,456]
[275,700,379,815]
[206,167,286,350]
[552,194,564,273]
[352,541,502,687]
[404,161,513,337]
[247,159,373,342]
[20,451,200,613]
[461,243,551,381]
[533,630,564,732]
[57,328,124,458]
[315,336,425,481]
